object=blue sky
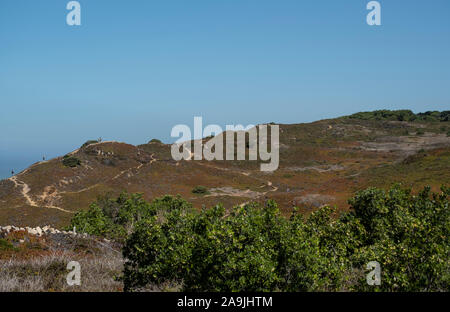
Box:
[0,0,449,178]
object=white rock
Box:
[35,227,43,236]
[28,228,38,235]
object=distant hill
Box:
[1,110,449,227]
[348,109,450,122]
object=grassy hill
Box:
[0,110,449,227]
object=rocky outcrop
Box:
[0,225,89,238]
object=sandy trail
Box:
[8,176,74,214]
[112,153,157,180]
[181,147,279,206]
[10,176,35,206]
[239,181,278,207]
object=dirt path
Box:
[6,149,158,213]
[112,153,157,180]
[181,147,280,206]
[9,176,36,206]
[8,176,74,214]
[239,180,278,207]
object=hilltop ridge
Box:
[1,110,449,227]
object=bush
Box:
[0,238,17,251]
[81,140,99,149]
[192,186,209,195]
[349,110,416,121]
[347,185,450,291]
[349,110,450,122]
[67,192,157,240]
[148,139,162,144]
[120,185,449,292]
[62,156,81,167]
[416,128,425,135]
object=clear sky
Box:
[1,0,449,178]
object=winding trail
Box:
[7,142,277,214]
[10,176,35,206]
[112,153,157,180]
[239,181,278,207]
[181,153,279,206]
[179,144,280,207]
[9,176,74,214]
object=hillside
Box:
[1,110,449,228]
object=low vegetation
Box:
[81,140,100,149]
[349,109,450,122]
[0,231,123,292]
[416,128,425,135]
[192,186,209,195]
[0,238,17,252]
[68,193,154,240]
[62,155,81,168]
[69,185,449,292]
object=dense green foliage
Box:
[68,192,156,239]
[62,155,81,167]
[148,139,162,144]
[69,185,449,292]
[349,110,450,122]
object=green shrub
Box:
[149,139,162,144]
[192,186,209,195]
[81,140,99,149]
[62,156,81,167]
[349,110,416,121]
[347,185,450,291]
[416,128,425,135]
[67,192,157,240]
[348,110,450,122]
[0,238,17,251]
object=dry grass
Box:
[0,232,123,292]
[0,250,123,292]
